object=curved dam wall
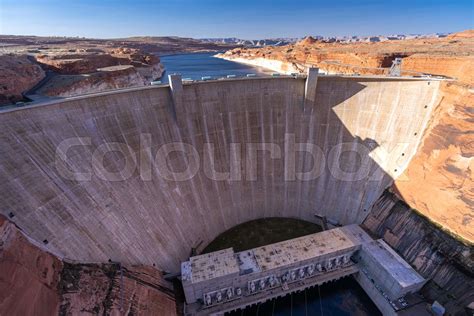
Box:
[0,76,440,272]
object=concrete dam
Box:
[0,74,441,274]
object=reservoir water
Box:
[159,52,273,83]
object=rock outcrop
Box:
[36,47,162,76]
[36,53,121,74]
[218,30,474,84]
[296,36,318,46]
[394,82,474,243]
[59,263,177,316]
[36,63,164,98]
[33,48,165,97]
[1,34,237,104]
[0,54,45,105]
[447,29,474,39]
[0,216,62,316]
[0,216,177,316]
[402,54,474,84]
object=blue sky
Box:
[0,0,472,39]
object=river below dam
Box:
[226,277,382,316]
[159,52,273,83]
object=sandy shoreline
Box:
[214,53,303,74]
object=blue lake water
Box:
[159,52,273,83]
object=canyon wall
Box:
[363,190,473,315]
[394,81,473,242]
[59,263,177,315]
[0,216,62,316]
[0,76,440,272]
[36,50,165,98]
[0,216,177,316]
[402,55,474,85]
[218,31,474,85]
[0,46,165,105]
[37,64,164,98]
[217,49,394,76]
[0,54,45,105]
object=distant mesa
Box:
[199,37,299,47]
[297,36,318,46]
[447,29,474,39]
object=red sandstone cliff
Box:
[0,54,45,105]
[402,54,474,85]
[218,29,474,85]
[0,48,164,103]
[34,48,165,97]
[0,216,62,316]
[0,35,239,105]
[394,82,474,243]
[36,65,161,98]
[447,29,474,39]
[0,217,177,316]
[36,47,162,76]
[59,264,177,316]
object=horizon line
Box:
[0,29,468,41]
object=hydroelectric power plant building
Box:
[181,225,425,315]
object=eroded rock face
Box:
[394,82,474,243]
[447,29,474,39]
[0,34,240,104]
[402,55,474,84]
[33,48,165,98]
[59,263,177,316]
[36,64,164,98]
[36,47,162,75]
[0,54,45,105]
[36,53,121,74]
[0,47,164,104]
[218,30,474,84]
[0,216,62,316]
[0,216,177,316]
[296,36,318,46]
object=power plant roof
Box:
[252,227,357,271]
[182,225,371,284]
[188,248,240,283]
